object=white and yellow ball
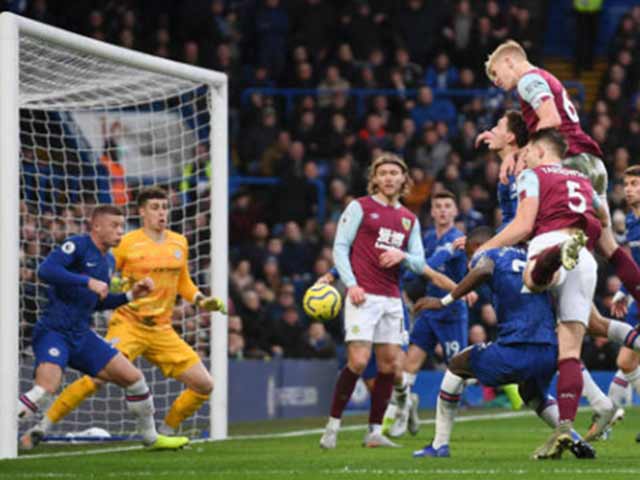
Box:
[303,284,342,321]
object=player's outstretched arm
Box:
[476,196,538,254]
[423,264,456,292]
[415,255,494,314]
[95,278,154,311]
[195,292,227,314]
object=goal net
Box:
[0,14,227,456]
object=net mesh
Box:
[19,32,218,439]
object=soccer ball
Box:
[303,284,342,321]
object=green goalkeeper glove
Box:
[195,294,227,314]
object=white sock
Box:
[608,369,630,406]
[582,367,614,412]
[383,403,398,422]
[38,415,54,433]
[608,320,640,351]
[433,370,464,449]
[537,396,560,429]
[393,381,410,408]
[125,378,157,444]
[158,422,176,436]
[18,385,52,420]
[625,366,640,395]
[327,416,341,431]
[368,423,382,435]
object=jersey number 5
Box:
[567,180,586,213]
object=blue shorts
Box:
[625,301,639,327]
[362,305,410,380]
[410,303,468,363]
[470,342,557,397]
[33,324,119,377]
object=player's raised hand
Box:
[131,277,154,299]
[452,236,467,250]
[464,291,479,307]
[611,292,628,318]
[88,278,109,300]
[379,248,406,268]
[474,130,495,148]
[316,272,335,285]
[347,285,366,306]
[197,295,227,314]
[499,151,516,184]
[413,296,443,313]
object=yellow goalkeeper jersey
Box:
[112,228,199,329]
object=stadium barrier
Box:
[240,85,585,119]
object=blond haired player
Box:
[24,187,225,446]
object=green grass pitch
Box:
[2,408,639,480]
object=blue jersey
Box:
[626,212,640,266]
[497,175,517,229]
[423,226,467,298]
[621,211,640,319]
[38,234,128,335]
[472,247,556,345]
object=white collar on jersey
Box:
[371,194,401,209]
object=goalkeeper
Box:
[23,187,225,447]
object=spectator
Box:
[301,322,337,358]
[410,86,457,132]
[254,0,289,79]
[424,52,459,90]
[393,47,423,88]
[317,65,350,107]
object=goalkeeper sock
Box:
[163,388,210,431]
[433,370,464,449]
[18,385,52,420]
[125,378,157,444]
[503,384,523,411]
[608,370,629,407]
[46,375,98,424]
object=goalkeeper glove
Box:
[195,293,227,314]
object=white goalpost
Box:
[0,12,228,459]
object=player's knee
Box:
[193,376,214,395]
[347,356,369,374]
[122,368,144,388]
[617,356,638,373]
[447,349,473,378]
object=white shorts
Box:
[528,231,597,326]
[344,293,404,344]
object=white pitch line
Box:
[14,409,538,461]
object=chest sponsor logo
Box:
[86,262,97,268]
[370,213,379,220]
[402,217,411,231]
[375,227,405,250]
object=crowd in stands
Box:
[14,0,640,371]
